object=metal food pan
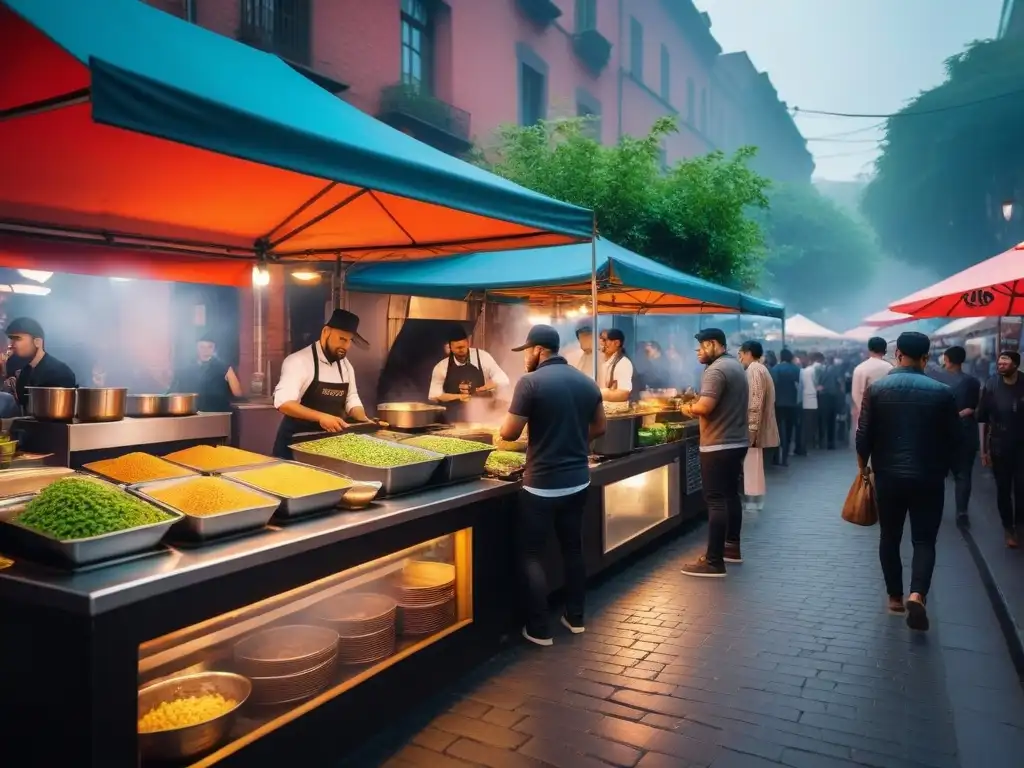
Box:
[222,460,372,518]
[399,439,494,484]
[128,476,281,541]
[290,436,444,497]
[1,495,182,566]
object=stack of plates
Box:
[394,561,457,636]
[233,625,339,705]
[313,592,398,665]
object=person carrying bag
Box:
[842,459,879,527]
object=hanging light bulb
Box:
[252,265,270,287]
[1003,200,1015,222]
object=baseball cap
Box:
[695,328,727,345]
[5,317,45,340]
[511,324,560,352]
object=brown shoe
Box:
[887,596,905,614]
[724,541,742,563]
[906,594,929,631]
[1006,529,1019,549]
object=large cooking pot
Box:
[126,393,199,417]
[165,393,199,416]
[375,402,445,430]
[26,387,76,422]
[75,387,128,423]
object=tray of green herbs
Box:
[400,435,493,484]
[290,433,444,496]
[4,476,181,566]
[484,450,527,480]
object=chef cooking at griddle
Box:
[271,309,376,458]
[428,325,510,423]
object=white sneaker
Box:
[560,615,585,634]
[522,627,553,646]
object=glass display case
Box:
[603,464,677,553]
[135,529,472,765]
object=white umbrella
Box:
[931,317,997,338]
[862,309,913,328]
[785,314,843,340]
[842,325,883,342]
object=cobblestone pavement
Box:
[347,448,1024,768]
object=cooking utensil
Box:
[126,394,166,418]
[25,387,76,421]
[290,434,444,497]
[247,654,338,706]
[165,393,199,416]
[234,624,339,678]
[591,413,639,457]
[128,476,281,541]
[375,402,446,430]
[137,671,251,762]
[74,387,128,423]
[313,592,398,636]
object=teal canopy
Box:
[0,0,591,263]
[346,239,785,318]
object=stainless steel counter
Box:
[14,413,232,464]
[0,479,516,616]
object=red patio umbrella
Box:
[862,309,912,328]
[889,243,1024,317]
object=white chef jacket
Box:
[800,364,819,409]
[273,341,363,416]
[851,356,892,416]
[428,349,510,400]
[601,354,634,392]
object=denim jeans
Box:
[950,446,977,516]
[517,488,588,637]
[991,450,1024,530]
[775,405,798,462]
[875,474,944,597]
[700,447,747,566]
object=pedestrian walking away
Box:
[738,340,779,511]
[798,353,822,454]
[978,350,1024,548]
[500,324,605,646]
[856,331,959,631]
[850,336,892,430]
[679,328,749,577]
[938,346,981,528]
[819,354,846,450]
[771,348,801,465]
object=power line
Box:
[791,85,1024,119]
[800,122,886,139]
[813,147,881,160]
[805,136,882,144]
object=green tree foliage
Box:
[862,37,1024,273]
[756,183,882,314]
[479,116,769,289]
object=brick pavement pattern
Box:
[347,449,1024,768]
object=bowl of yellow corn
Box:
[138,671,251,761]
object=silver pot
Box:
[165,393,198,416]
[376,402,445,429]
[25,387,76,422]
[591,413,640,456]
[75,387,128,423]
[126,394,165,417]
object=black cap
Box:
[447,324,469,343]
[575,324,593,338]
[197,333,216,345]
[512,324,560,353]
[896,331,930,360]
[325,309,368,349]
[695,328,727,346]
[604,328,625,344]
[5,317,44,341]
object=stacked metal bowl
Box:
[233,625,339,706]
[394,561,457,636]
[313,592,398,665]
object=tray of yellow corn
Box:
[222,460,380,518]
[128,476,281,541]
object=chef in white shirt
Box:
[272,309,375,458]
[598,328,633,402]
[428,326,510,422]
[568,324,595,377]
[851,336,893,426]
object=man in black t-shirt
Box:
[4,317,76,413]
[979,350,1024,548]
[500,325,605,646]
[941,346,982,527]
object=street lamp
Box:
[1002,200,1014,222]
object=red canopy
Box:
[889,243,1024,317]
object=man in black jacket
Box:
[771,348,801,466]
[856,332,959,632]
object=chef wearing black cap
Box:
[428,325,509,422]
[598,328,633,402]
[271,309,375,458]
[4,317,76,412]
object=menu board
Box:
[684,439,702,495]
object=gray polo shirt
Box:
[698,353,749,452]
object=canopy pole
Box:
[781,314,787,349]
[591,218,599,383]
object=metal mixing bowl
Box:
[75,387,128,422]
[137,671,251,762]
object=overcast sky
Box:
[696,0,1004,181]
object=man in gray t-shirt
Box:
[679,328,749,577]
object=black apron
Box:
[605,353,623,388]
[442,349,487,424]
[272,344,349,458]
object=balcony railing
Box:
[239,0,311,66]
[379,84,472,150]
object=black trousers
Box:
[819,393,839,449]
[700,447,747,566]
[775,405,798,461]
[517,488,588,636]
[950,445,977,516]
[798,408,817,453]
[875,474,944,598]
[991,450,1024,531]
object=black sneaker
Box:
[724,542,742,563]
[560,615,585,634]
[522,627,553,646]
[681,556,726,578]
[906,596,929,631]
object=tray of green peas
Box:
[290,433,445,497]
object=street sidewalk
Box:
[345,448,1024,768]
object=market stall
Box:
[0,1,602,765]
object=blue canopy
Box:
[346,239,785,318]
[0,0,591,264]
